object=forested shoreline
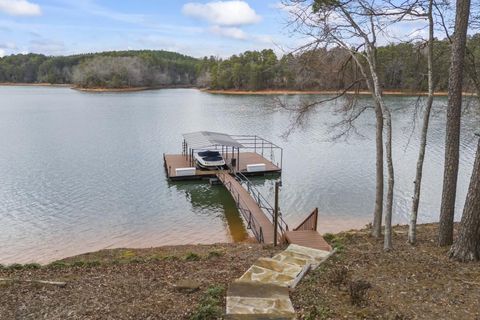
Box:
[0,34,479,91]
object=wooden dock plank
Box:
[217,172,275,244]
[284,230,332,252]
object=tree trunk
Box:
[439,0,471,246]
[408,0,435,245]
[367,51,394,250]
[383,108,394,251]
[449,137,480,261]
[372,102,384,238]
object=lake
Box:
[0,86,478,264]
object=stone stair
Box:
[225,244,334,319]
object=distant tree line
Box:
[0,35,479,90]
[0,50,198,88]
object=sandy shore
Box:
[202,88,462,96]
[0,82,70,88]
[71,85,196,92]
[2,83,477,96]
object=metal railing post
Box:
[273,181,280,246]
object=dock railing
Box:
[234,172,289,238]
[230,135,283,170]
[217,172,265,243]
[293,208,318,231]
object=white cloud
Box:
[0,0,41,16]
[210,25,247,40]
[0,48,5,57]
[182,1,261,26]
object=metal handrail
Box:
[234,172,289,236]
[230,135,282,166]
[218,173,265,243]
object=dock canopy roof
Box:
[183,131,244,149]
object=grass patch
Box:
[23,263,41,270]
[147,254,162,262]
[304,305,331,320]
[71,260,86,267]
[85,260,101,268]
[130,258,145,264]
[323,233,345,253]
[48,261,69,269]
[7,263,24,270]
[190,285,225,320]
[207,250,224,259]
[120,250,136,259]
[163,255,179,261]
[185,252,201,261]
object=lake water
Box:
[0,86,478,264]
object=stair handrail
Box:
[293,208,318,231]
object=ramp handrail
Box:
[234,172,289,236]
[217,172,265,243]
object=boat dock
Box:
[165,131,331,251]
[164,132,282,181]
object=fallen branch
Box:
[0,278,67,287]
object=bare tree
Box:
[439,0,471,246]
[408,0,436,245]
[281,0,417,249]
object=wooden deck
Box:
[164,152,281,180]
[216,172,276,244]
[284,230,332,251]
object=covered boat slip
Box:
[164,131,283,180]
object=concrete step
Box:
[226,282,295,318]
[236,257,309,288]
[274,244,332,270]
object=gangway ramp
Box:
[216,172,281,244]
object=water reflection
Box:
[169,181,249,242]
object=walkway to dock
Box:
[216,171,276,244]
[217,173,332,252]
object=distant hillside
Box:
[0,50,200,89]
[1,34,480,92]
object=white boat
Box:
[193,150,226,169]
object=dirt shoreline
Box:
[3,83,478,96]
[1,223,478,319]
[0,83,195,92]
[203,88,473,96]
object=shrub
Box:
[7,263,24,270]
[330,266,349,288]
[348,280,372,306]
[190,285,225,320]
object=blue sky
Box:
[0,0,295,58]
